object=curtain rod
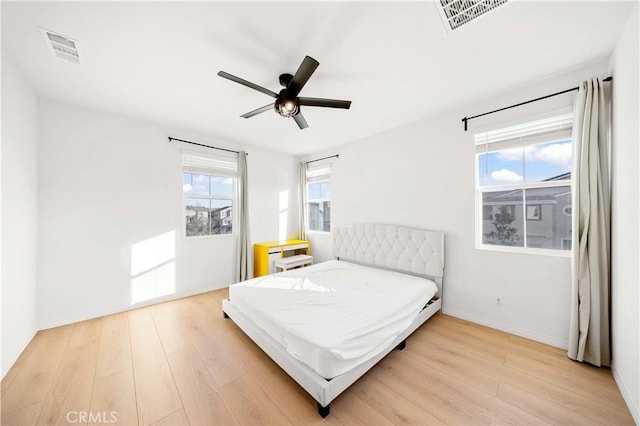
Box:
[461,76,613,131]
[307,154,339,164]
[168,137,246,155]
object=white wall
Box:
[306,59,609,349]
[1,55,39,378]
[609,4,639,423]
[37,99,298,329]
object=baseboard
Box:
[1,327,38,380]
[443,308,569,350]
[611,361,639,425]
[38,283,227,331]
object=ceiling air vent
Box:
[39,27,81,64]
[436,0,509,32]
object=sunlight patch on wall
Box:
[279,190,289,242]
[130,230,176,305]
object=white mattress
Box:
[228,260,437,379]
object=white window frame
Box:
[306,163,331,234]
[182,150,238,239]
[474,111,573,257]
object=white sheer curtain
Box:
[236,151,250,282]
[568,78,611,366]
[298,161,308,240]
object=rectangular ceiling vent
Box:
[39,27,81,64]
[436,0,509,32]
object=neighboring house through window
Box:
[307,163,331,232]
[183,151,237,237]
[475,112,573,254]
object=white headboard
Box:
[332,224,445,293]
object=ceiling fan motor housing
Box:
[279,73,294,87]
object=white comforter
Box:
[229,259,437,379]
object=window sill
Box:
[307,230,331,236]
[185,234,236,240]
[476,244,572,258]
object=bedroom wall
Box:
[609,4,639,423]
[1,55,39,378]
[37,99,299,329]
[306,59,609,349]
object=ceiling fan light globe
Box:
[275,99,299,118]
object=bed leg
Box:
[396,340,406,350]
[317,402,330,418]
[223,311,229,319]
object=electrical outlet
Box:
[496,295,504,305]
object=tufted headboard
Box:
[332,223,444,295]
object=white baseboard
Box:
[38,283,227,331]
[443,308,569,350]
[1,328,38,380]
[611,361,639,425]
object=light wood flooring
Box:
[1,288,634,425]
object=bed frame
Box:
[222,223,445,418]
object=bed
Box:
[222,223,444,417]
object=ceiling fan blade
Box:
[240,103,274,118]
[293,113,309,130]
[288,56,320,96]
[299,97,352,109]
[217,71,278,98]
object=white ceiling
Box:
[2,1,635,156]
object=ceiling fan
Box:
[217,56,351,130]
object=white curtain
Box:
[568,78,611,367]
[298,161,308,240]
[236,151,250,282]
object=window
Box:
[475,112,573,254]
[183,151,236,237]
[307,163,331,232]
